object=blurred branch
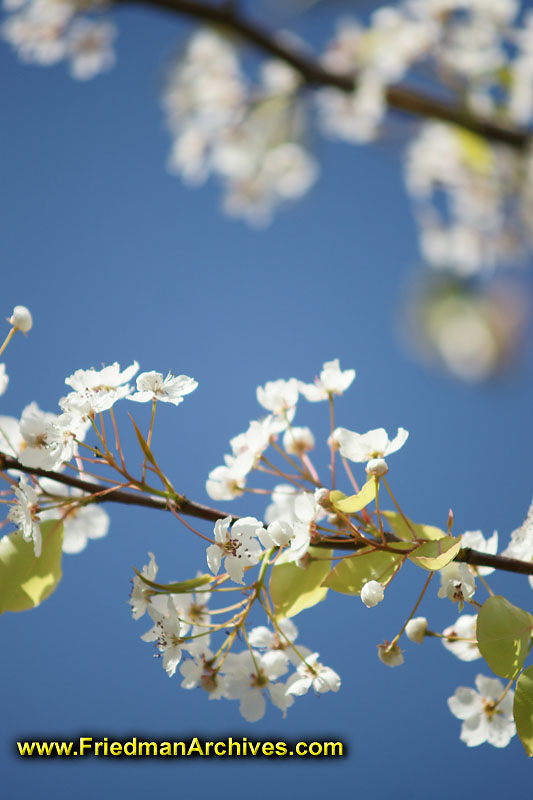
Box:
[2,454,533,576]
[119,0,531,149]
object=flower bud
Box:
[266,519,294,547]
[9,305,32,333]
[366,457,388,477]
[361,580,384,608]
[314,487,330,508]
[378,642,404,667]
[405,617,428,644]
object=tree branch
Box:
[118,0,531,150]
[2,454,533,576]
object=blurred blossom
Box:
[162,30,317,225]
[402,275,528,381]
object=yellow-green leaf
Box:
[383,511,445,542]
[0,520,64,614]
[332,479,376,514]
[514,666,533,757]
[455,127,493,174]
[133,569,212,594]
[323,547,407,595]
[329,490,346,506]
[477,596,533,679]
[269,548,332,619]
[409,536,462,570]
[129,415,158,466]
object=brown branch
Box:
[118,0,531,150]
[2,454,533,576]
[0,455,236,524]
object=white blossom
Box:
[264,484,299,525]
[438,562,476,609]
[205,451,255,501]
[442,614,481,661]
[127,370,198,405]
[256,378,299,418]
[222,649,292,722]
[60,361,139,418]
[448,674,516,748]
[287,490,326,562]
[248,619,311,666]
[141,597,183,677]
[37,478,109,554]
[0,364,8,396]
[7,475,42,556]
[461,529,498,575]
[282,426,315,455]
[180,649,228,699]
[334,426,409,462]
[502,499,533,589]
[0,415,23,457]
[298,359,355,402]
[229,416,277,460]
[206,516,263,584]
[17,402,88,470]
[129,552,158,620]
[285,652,340,695]
[66,19,116,81]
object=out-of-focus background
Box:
[1,2,533,797]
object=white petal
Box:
[206,544,221,575]
[448,687,483,720]
[240,690,266,722]
[461,713,489,747]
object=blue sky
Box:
[1,3,533,798]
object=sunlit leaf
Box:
[269,548,332,619]
[409,536,462,570]
[332,479,376,513]
[514,666,533,757]
[455,127,493,173]
[383,511,445,542]
[477,596,533,679]
[129,415,158,466]
[323,547,407,595]
[132,569,213,594]
[0,520,64,614]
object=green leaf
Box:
[269,548,332,619]
[0,520,64,614]
[329,490,346,506]
[332,479,376,514]
[514,666,533,757]
[383,511,445,542]
[408,536,462,570]
[455,127,493,174]
[477,596,533,679]
[132,569,212,594]
[323,547,407,595]
[129,415,158,466]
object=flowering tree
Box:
[1,308,532,753]
[2,0,533,760]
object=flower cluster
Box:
[162,30,318,226]
[2,321,531,749]
[132,553,340,723]
[2,0,116,80]
[1,355,197,555]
